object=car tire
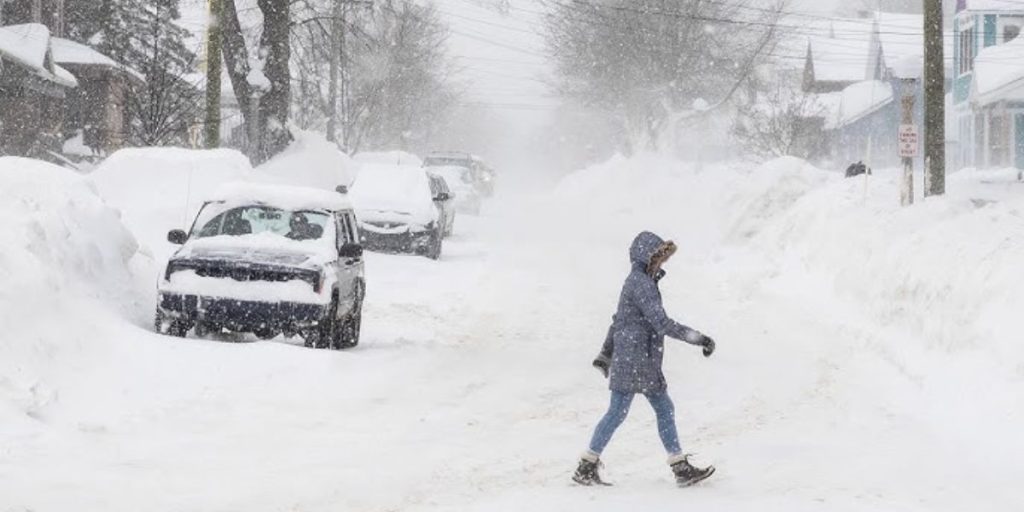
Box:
[155,310,190,338]
[425,229,442,260]
[335,309,361,350]
[304,300,338,349]
[333,282,363,350]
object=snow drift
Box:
[252,130,356,191]
[550,154,1024,362]
[89,147,252,264]
[0,157,140,425]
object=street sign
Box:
[899,124,919,158]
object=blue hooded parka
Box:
[603,232,703,394]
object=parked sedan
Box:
[350,164,445,259]
[156,183,366,349]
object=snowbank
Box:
[353,150,423,167]
[551,153,1024,367]
[89,147,252,261]
[0,157,140,424]
[252,130,355,191]
[748,167,1024,361]
[549,153,830,257]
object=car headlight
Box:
[164,259,194,281]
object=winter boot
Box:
[592,354,610,378]
[572,452,611,486]
[669,454,715,487]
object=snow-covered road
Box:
[2,154,1022,511]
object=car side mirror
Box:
[167,229,188,245]
[339,243,363,259]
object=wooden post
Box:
[924,0,945,195]
[205,0,222,149]
[900,79,916,207]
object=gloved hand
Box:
[700,336,715,358]
[592,357,610,378]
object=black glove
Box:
[700,336,715,358]
[592,357,610,378]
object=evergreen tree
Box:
[65,0,201,146]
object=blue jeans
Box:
[588,390,682,456]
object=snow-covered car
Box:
[427,172,456,237]
[350,164,445,259]
[155,183,366,350]
[428,165,482,215]
[423,152,495,198]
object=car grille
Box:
[168,260,321,290]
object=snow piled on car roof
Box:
[349,164,436,225]
[210,182,352,212]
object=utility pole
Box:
[899,79,917,206]
[326,0,343,144]
[923,0,945,196]
[205,0,222,149]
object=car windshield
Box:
[193,205,331,242]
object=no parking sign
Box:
[899,124,919,158]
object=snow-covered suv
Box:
[155,183,365,350]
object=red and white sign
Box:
[899,124,919,158]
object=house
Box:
[791,12,952,168]
[0,0,141,159]
[51,37,144,154]
[951,0,1024,169]
[0,23,76,156]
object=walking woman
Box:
[574,231,716,487]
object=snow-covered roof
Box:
[875,13,954,79]
[208,182,353,212]
[0,23,77,88]
[799,13,954,85]
[972,35,1024,105]
[959,0,1024,12]
[804,18,875,84]
[834,80,894,128]
[51,37,145,82]
[809,37,872,83]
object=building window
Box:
[960,26,976,75]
